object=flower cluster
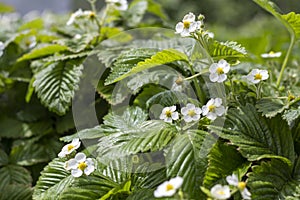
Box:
[106,0,128,11]
[160,98,226,123]
[66,9,96,26]
[58,138,95,177]
[175,12,203,37]
[154,176,183,198]
[210,174,251,200]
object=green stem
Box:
[276,33,295,88]
[188,63,206,105]
[184,69,209,81]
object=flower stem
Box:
[276,33,295,88]
[188,62,206,105]
[184,69,208,81]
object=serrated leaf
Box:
[256,98,287,118]
[209,40,247,62]
[146,90,189,108]
[0,149,8,166]
[33,60,83,115]
[210,104,295,165]
[107,48,188,84]
[147,0,168,20]
[165,130,215,199]
[60,172,119,200]
[203,141,250,188]
[248,158,300,199]
[283,106,300,126]
[125,0,148,27]
[33,158,73,200]
[0,165,32,189]
[282,12,300,38]
[18,44,68,62]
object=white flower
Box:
[66,9,95,25]
[106,0,128,11]
[261,51,282,58]
[181,103,202,122]
[25,36,37,48]
[209,59,230,83]
[154,177,183,198]
[210,184,231,200]
[226,174,251,200]
[159,106,179,123]
[245,69,269,84]
[175,12,202,37]
[0,41,4,57]
[74,34,82,39]
[58,138,81,158]
[202,98,226,121]
[65,152,95,177]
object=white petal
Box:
[181,107,189,115]
[261,70,269,80]
[241,188,251,200]
[222,63,230,73]
[209,73,219,82]
[58,151,66,158]
[202,105,209,116]
[75,152,86,162]
[218,74,227,82]
[186,103,195,110]
[180,29,190,37]
[206,99,215,107]
[162,107,170,113]
[154,189,163,197]
[171,112,179,120]
[170,106,177,112]
[210,184,231,200]
[209,63,218,73]
[175,22,184,33]
[215,106,225,116]
[183,12,195,22]
[191,114,200,121]
[214,98,222,107]
[207,112,217,120]
[169,177,183,189]
[226,174,239,186]
[184,115,193,123]
[84,165,95,175]
[164,117,172,123]
[194,107,202,115]
[188,22,198,32]
[71,169,83,177]
[67,159,78,169]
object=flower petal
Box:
[71,169,83,177]
[209,73,219,82]
[75,152,86,162]
[175,22,184,33]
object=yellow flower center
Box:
[166,184,174,191]
[183,21,190,29]
[254,73,262,80]
[89,12,96,18]
[208,105,216,112]
[188,110,196,117]
[165,110,172,118]
[238,182,246,190]
[217,67,224,74]
[269,51,275,55]
[67,144,74,152]
[25,40,31,47]
[217,190,226,195]
[78,162,87,171]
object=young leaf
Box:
[33,60,84,115]
[106,49,188,84]
[210,104,295,165]
[17,44,68,62]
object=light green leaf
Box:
[125,0,148,27]
[0,2,15,13]
[283,106,300,126]
[248,158,300,199]
[18,18,44,31]
[107,48,188,84]
[147,0,168,20]
[17,44,68,62]
[210,104,295,165]
[33,60,84,115]
[282,12,300,38]
[146,90,189,108]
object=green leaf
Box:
[33,60,84,115]
[248,158,300,199]
[203,141,250,188]
[146,90,189,108]
[107,48,188,84]
[33,158,74,200]
[282,12,300,39]
[125,0,148,27]
[0,149,8,166]
[209,40,247,62]
[17,44,68,62]
[55,111,75,134]
[60,172,119,200]
[18,18,44,31]
[147,0,168,20]
[0,165,32,189]
[0,2,15,13]
[165,130,215,199]
[256,98,287,118]
[210,104,295,165]
[0,185,33,200]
